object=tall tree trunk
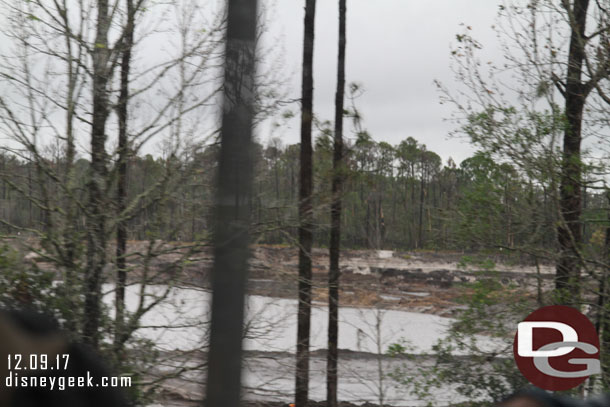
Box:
[598,190,610,387]
[115,0,135,354]
[418,167,425,249]
[205,0,257,405]
[28,157,33,226]
[365,200,370,248]
[296,1,316,406]
[555,0,589,305]
[582,183,587,239]
[62,10,80,334]
[84,0,111,348]
[327,0,346,405]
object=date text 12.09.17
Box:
[7,354,69,371]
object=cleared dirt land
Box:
[21,242,548,406]
[168,244,552,316]
[115,244,545,407]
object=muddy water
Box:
[103,284,501,406]
[103,284,501,354]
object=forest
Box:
[1,132,607,254]
[0,0,609,406]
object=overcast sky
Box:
[259,0,504,164]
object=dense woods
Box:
[1,130,607,257]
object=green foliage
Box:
[389,258,533,405]
[386,341,409,356]
[0,245,86,333]
[454,152,517,249]
[0,245,54,310]
[0,109,594,254]
[385,340,441,406]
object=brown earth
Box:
[18,240,550,317]
[114,242,549,317]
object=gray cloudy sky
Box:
[260,0,503,164]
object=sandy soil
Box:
[179,245,551,317]
[22,241,550,316]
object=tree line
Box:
[1,134,607,257]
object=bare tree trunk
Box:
[374,307,385,407]
[296,1,316,406]
[598,190,610,387]
[365,201,370,248]
[205,0,257,405]
[84,0,111,348]
[418,165,425,248]
[555,0,589,305]
[327,1,346,405]
[62,7,81,334]
[28,156,33,226]
[115,0,135,354]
